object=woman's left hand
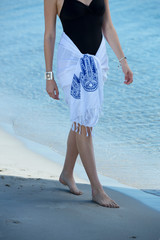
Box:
[121,61,133,85]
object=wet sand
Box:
[0,127,160,240]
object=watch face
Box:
[45,72,53,80]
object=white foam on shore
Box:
[1,122,160,212]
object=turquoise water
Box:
[0,0,160,192]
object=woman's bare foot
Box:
[59,172,83,195]
[92,188,119,208]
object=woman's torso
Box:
[59,0,105,55]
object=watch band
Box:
[119,56,127,62]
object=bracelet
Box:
[45,71,54,80]
[119,56,127,62]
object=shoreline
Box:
[0,122,87,185]
[0,122,160,212]
[0,123,160,240]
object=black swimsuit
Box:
[59,0,105,55]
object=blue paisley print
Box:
[80,55,98,92]
[70,54,98,99]
[70,74,81,99]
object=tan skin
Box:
[44,0,133,208]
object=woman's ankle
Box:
[60,169,73,179]
[91,184,104,194]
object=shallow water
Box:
[0,0,160,194]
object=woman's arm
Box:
[44,0,59,100]
[102,0,133,85]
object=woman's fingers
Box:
[46,80,60,100]
[48,89,59,100]
[121,62,133,85]
[53,86,59,100]
[124,71,133,85]
[54,85,60,99]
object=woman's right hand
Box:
[46,79,60,100]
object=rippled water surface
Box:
[0,0,160,193]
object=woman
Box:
[44,0,133,208]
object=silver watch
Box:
[45,71,53,80]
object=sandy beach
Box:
[0,126,160,240]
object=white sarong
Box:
[56,31,109,136]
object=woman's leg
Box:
[75,124,119,208]
[59,127,83,195]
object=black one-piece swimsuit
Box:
[59,0,105,55]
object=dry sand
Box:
[0,126,160,240]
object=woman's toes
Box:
[111,201,119,208]
[92,190,119,208]
[71,189,83,195]
[106,199,119,208]
[108,203,113,208]
[111,203,115,208]
[59,173,83,195]
[78,190,83,195]
[112,200,119,207]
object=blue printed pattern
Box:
[70,55,98,99]
[80,55,98,92]
[70,74,81,99]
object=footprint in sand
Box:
[6,219,21,224]
[5,184,10,187]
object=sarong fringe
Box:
[71,106,103,137]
